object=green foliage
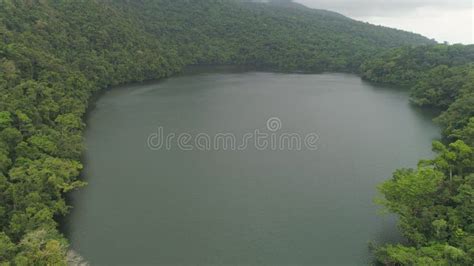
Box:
[436,93,474,140]
[376,142,474,264]
[375,243,470,265]
[410,65,473,109]
[361,45,474,139]
[361,44,474,87]
[0,232,16,262]
[453,118,474,147]
[362,43,474,265]
[13,229,67,266]
[0,112,12,130]
[378,167,444,245]
[44,0,428,75]
[0,0,463,264]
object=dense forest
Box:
[362,45,474,264]
[0,0,471,264]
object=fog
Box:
[294,0,473,44]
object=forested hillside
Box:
[0,0,468,264]
[107,0,433,71]
[362,45,474,265]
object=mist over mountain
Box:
[294,0,473,44]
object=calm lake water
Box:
[65,67,439,265]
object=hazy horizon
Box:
[294,0,473,44]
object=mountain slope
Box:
[0,0,436,263]
[109,0,434,71]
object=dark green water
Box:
[65,68,439,265]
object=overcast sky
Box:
[294,0,473,44]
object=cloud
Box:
[293,0,473,44]
[294,0,472,17]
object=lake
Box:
[65,67,440,265]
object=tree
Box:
[0,112,12,130]
[14,229,67,266]
[0,232,16,262]
[376,140,474,264]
